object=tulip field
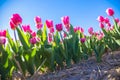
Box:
[0,8,120,79]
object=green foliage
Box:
[1,15,120,79]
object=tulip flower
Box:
[48,33,53,43]
[115,18,119,23]
[97,16,104,22]
[34,16,42,24]
[94,32,99,37]
[97,32,104,40]
[56,23,63,32]
[10,13,22,26]
[46,20,53,28]
[88,27,93,35]
[118,21,120,27]
[31,31,36,37]
[9,21,17,30]
[0,37,6,45]
[106,8,114,16]
[80,38,86,43]
[74,27,77,32]
[78,27,84,33]
[0,30,6,37]
[63,32,67,38]
[50,27,54,33]
[104,17,109,23]
[106,23,111,27]
[61,16,70,30]
[30,37,37,44]
[74,26,84,33]
[99,23,104,29]
[34,16,43,30]
[36,24,43,30]
[22,25,32,33]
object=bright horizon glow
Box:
[0,0,120,36]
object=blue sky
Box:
[0,0,120,35]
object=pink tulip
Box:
[10,13,22,26]
[78,27,84,33]
[22,25,32,33]
[0,30,6,37]
[74,27,78,32]
[31,31,36,37]
[48,33,53,43]
[0,37,6,45]
[88,27,93,35]
[94,32,99,36]
[106,26,114,31]
[46,20,53,28]
[50,27,54,33]
[115,18,119,23]
[36,24,43,30]
[106,8,114,16]
[10,21,17,30]
[74,26,84,33]
[30,37,37,44]
[106,23,111,27]
[61,16,70,30]
[63,32,67,38]
[80,38,86,43]
[97,16,104,22]
[56,23,63,32]
[99,23,104,28]
[104,17,109,23]
[34,16,42,24]
[61,16,70,25]
[110,26,114,31]
[118,21,120,27]
[34,16,43,29]
[97,32,104,40]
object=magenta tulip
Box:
[99,23,104,29]
[0,30,6,37]
[22,25,32,33]
[56,23,63,32]
[10,13,22,26]
[106,8,114,16]
[48,33,53,43]
[36,24,43,30]
[80,38,86,43]
[30,37,37,44]
[97,16,104,22]
[115,18,119,23]
[61,16,70,30]
[61,16,70,25]
[106,23,111,27]
[74,27,77,32]
[9,21,17,30]
[88,27,93,35]
[34,16,42,24]
[46,20,53,28]
[0,37,6,45]
[31,31,36,37]
[50,27,54,33]
[104,17,109,23]
[78,27,84,33]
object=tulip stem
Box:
[14,30,17,42]
[19,24,22,30]
[60,32,64,42]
